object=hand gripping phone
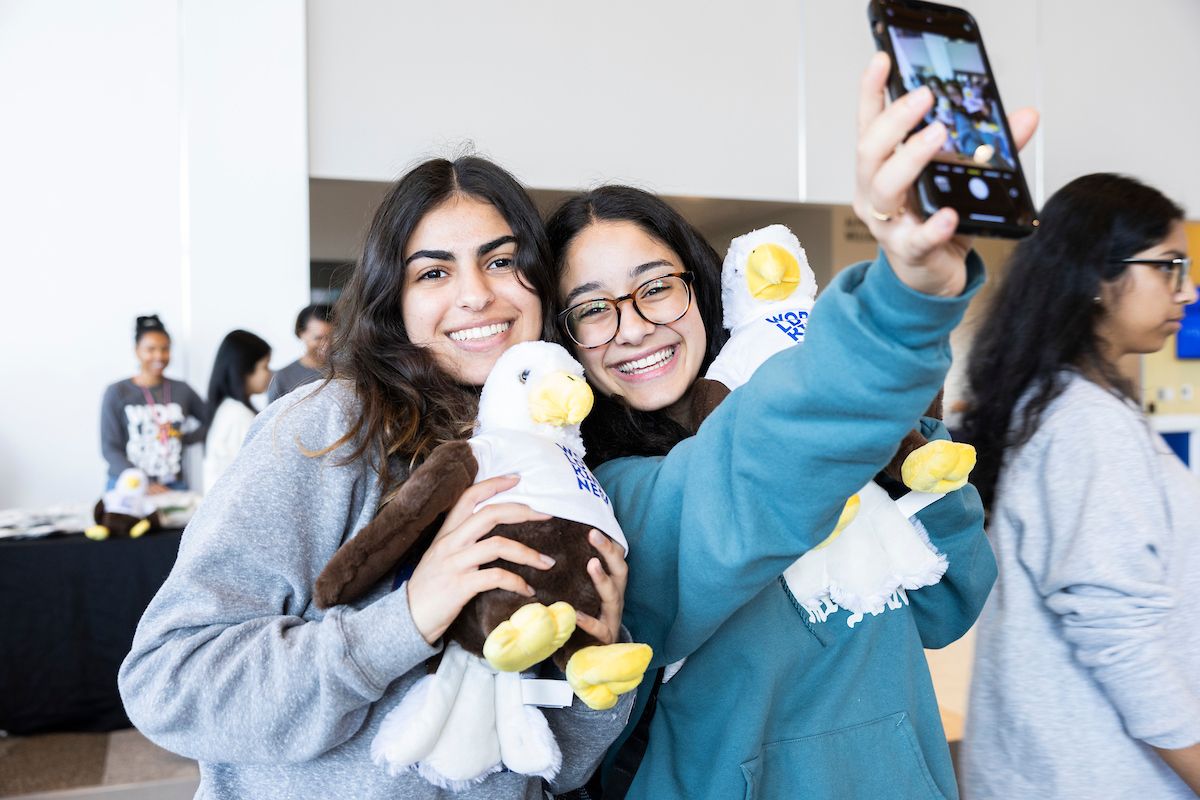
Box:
[868,0,1038,238]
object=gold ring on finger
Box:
[869,204,905,222]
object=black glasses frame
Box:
[558,271,695,350]
[1112,257,1192,293]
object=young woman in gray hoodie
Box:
[961,174,1200,799]
[119,157,634,799]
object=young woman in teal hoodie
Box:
[545,55,1039,800]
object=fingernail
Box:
[524,584,536,596]
[923,121,945,140]
[907,86,931,105]
[589,530,604,545]
[504,473,520,480]
[576,611,591,622]
[540,554,556,567]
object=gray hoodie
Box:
[119,382,633,799]
[961,373,1200,799]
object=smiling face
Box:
[1096,220,1196,361]
[401,196,543,386]
[559,220,707,423]
[135,331,170,381]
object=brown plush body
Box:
[91,500,163,538]
[446,518,603,670]
[315,440,605,669]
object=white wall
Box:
[307,0,802,201]
[309,0,1200,214]
[801,0,1041,205]
[0,1,309,510]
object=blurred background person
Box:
[203,330,272,494]
[960,173,1200,799]
[101,315,208,494]
[266,303,333,404]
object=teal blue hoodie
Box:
[596,253,994,800]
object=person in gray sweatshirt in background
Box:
[959,174,1200,799]
[266,303,333,405]
[101,315,207,492]
[119,157,634,799]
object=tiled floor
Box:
[0,729,198,799]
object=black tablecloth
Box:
[0,528,182,735]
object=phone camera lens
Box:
[886,8,894,16]
[964,24,971,31]
[926,16,933,22]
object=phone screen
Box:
[870,1,1036,237]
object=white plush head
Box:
[721,224,817,331]
[476,341,593,453]
[114,468,150,497]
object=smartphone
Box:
[867,0,1037,238]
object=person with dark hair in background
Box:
[960,174,1200,799]
[120,156,632,798]
[100,315,207,494]
[202,330,273,494]
[266,303,333,404]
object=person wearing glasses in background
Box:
[960,174,1200,799]
[267,303,334,404]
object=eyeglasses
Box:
[558,272,695,349]
[1113,257,1193,293]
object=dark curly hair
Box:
[306,156,555,497]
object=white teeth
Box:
[616,347,674,374]
[449,322,510,342]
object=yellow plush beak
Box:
[123,475,141,490]
[529,372,594,426]
[745,243,800,301]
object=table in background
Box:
[0,528,182,735]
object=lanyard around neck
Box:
[137,380,173,447]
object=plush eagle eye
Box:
[519,369,531,384]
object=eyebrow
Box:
[403,235,518,267]
[563,260,675,306]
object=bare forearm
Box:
[1153,741,1200,796]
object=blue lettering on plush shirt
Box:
[765,310,809,342]
[557,444,611,505]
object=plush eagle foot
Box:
[565,643,654,710]
[813,494,861,551]
[483,601,577,673]
[901,439,977,493]
[85,525,110,541]
[130,519,151,539]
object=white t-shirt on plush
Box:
[469,430,627,554]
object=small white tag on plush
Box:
[520,679,574,708]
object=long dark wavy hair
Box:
[961,173,1184,510]
[310,156,555,497]
[546,186,728,466]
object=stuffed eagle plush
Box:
[314,341,652,788]
[86,468,163,540]
[693,225,977,624]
